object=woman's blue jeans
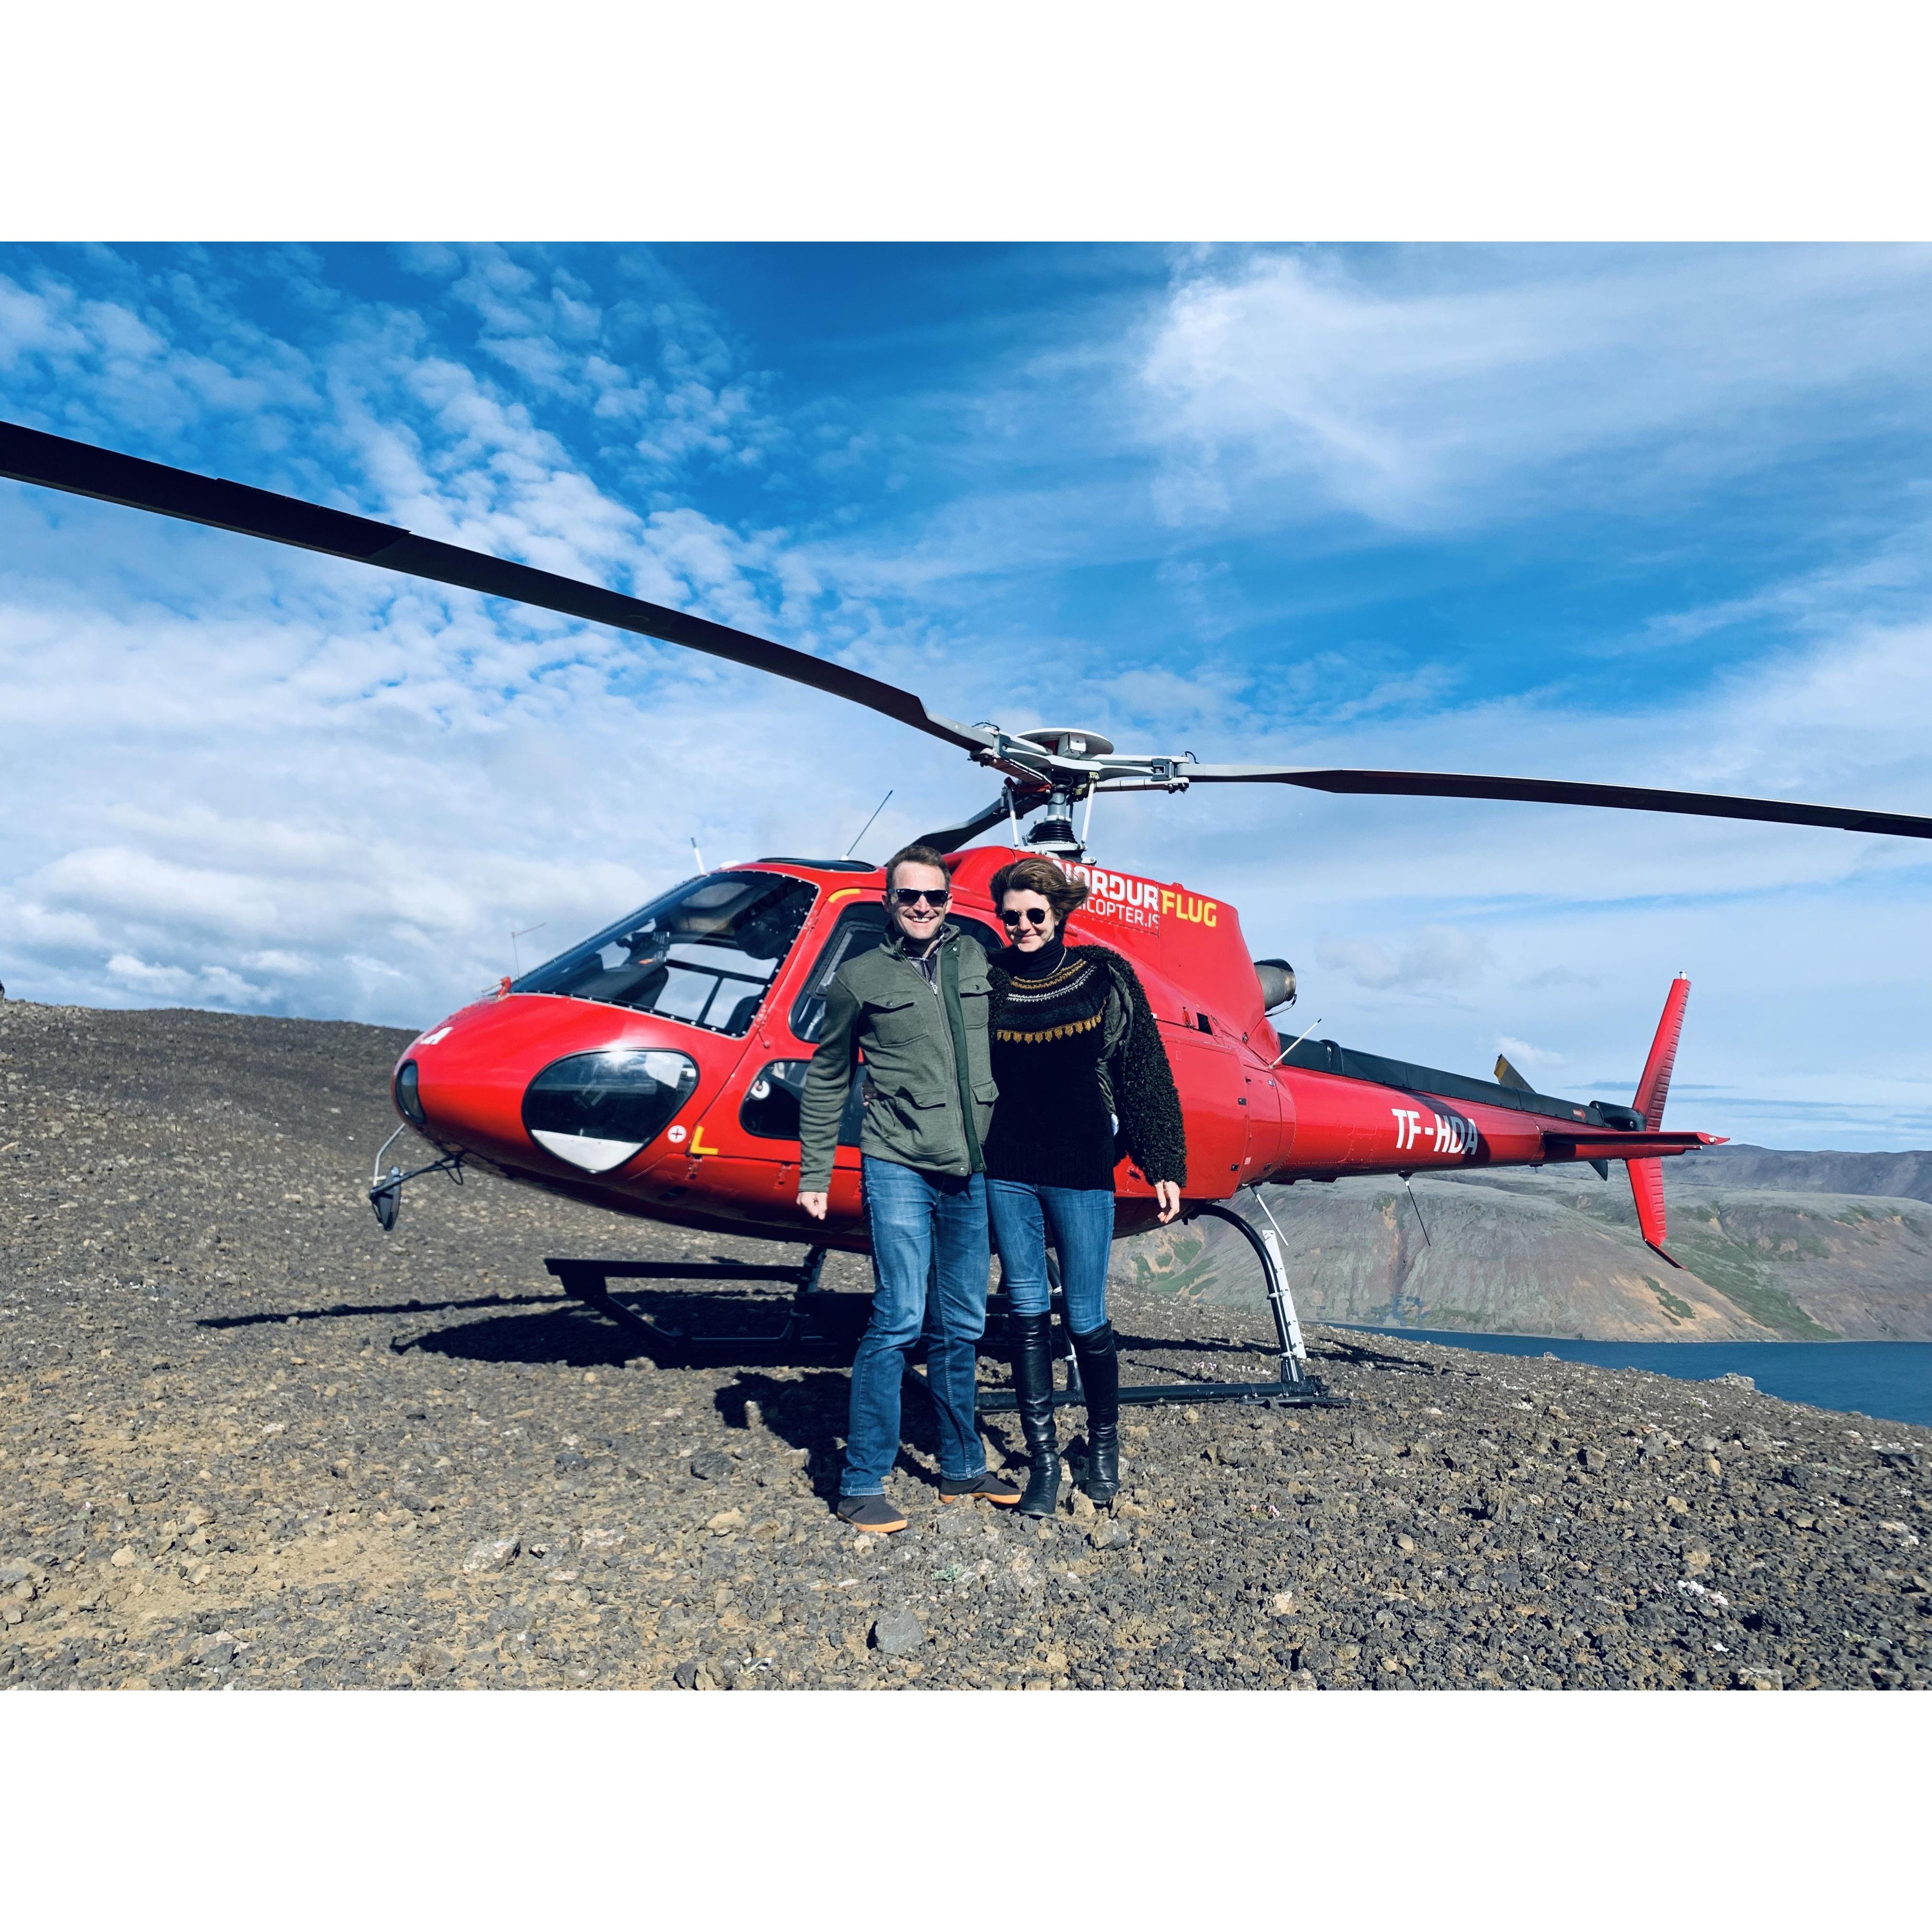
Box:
[987,1179,1116,1335]
[844,1156,990,1498]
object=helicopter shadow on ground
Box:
[391,1299,670,1370]
[385,1283,858,1368]
[379,1288,1305,1485]
[389,1293,1291,1383]
[387,1286,1019,1493]
[201,1273,1288,1384]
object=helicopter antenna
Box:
[510,922,546,975]
[1271,1017,1324,1068]
[690,834,705,873]
[841,787,894,860]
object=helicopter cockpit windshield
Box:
[511,871,816,1036]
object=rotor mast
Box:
[957,726,1197,860]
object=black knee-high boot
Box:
[1071,1322,1120,1503]
[1009,1311,1060,1516]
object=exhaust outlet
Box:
[1254,958,1296,1011]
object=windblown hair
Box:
[990,854,1088,925]
[883,842,952,888]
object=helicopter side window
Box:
[739,1059,865,1147]
[954,914,1002,957]
[512,871,816,1036]
[786,900,1002,1044]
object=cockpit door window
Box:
[512,872,817,1036]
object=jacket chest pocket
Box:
[954,975,993,1031]
[868,991,933,1048]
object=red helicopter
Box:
[8,420,1932,1401]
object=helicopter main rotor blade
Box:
[0,420,996,757]
[1183,763,1932,841]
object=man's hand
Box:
[1154,1179,1182,1225]
[798,1190,829,1221]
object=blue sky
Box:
[3,242,1930,1149]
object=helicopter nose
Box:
[521,1048,699,1173]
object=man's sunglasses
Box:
[1000,906,1051,927]
[890,887,951,909]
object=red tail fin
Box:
[1629,977,1690,1267]
[1629,1158,1681,1266]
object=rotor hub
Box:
[1017,726,1115,760]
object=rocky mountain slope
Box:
[1112,1164,1932,1343]
[1672,1144,1932,1204]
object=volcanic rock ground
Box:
[2,1001,1928,1691]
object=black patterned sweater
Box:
[984,939,1188,1191]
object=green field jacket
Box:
[797,922,997,1191]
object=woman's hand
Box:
[1154,1179,1182,1224]
[798,1190,828,1221]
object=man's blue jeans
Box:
[987,1180,1116,1335]
[843,1156,990,1498]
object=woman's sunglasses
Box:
[1000,906,1051,927]
[890,887,951,909]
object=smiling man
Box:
[797,842,1019,1530]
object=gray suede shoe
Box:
[835,1494,908,1532]
[938,1469,1023,1505]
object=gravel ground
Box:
[3,1000,1928,1691]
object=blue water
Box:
[1342,1329,1932,1429]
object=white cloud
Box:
[1138,245,1932,531]
[106,954,193,993]
[240,950,317,976]
[1317,924,1493,993]
[104,953,263,1002]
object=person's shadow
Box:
[710,1366,1024,1499]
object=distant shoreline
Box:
[1333,1322,1916,1346]
[1335,1324,1932,1428]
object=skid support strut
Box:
[975,1197,1328,1414]
[544,1247,835,1355]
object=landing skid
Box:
[974,1200,1333,1414]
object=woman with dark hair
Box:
[984,855,1186,1513]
